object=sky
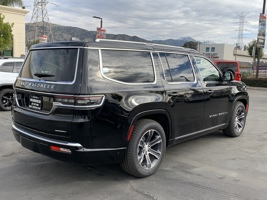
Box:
[21,0,265,47]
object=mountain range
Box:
[26,23,196,47]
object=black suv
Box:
[11,39,249,177]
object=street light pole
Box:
[93,16,103,28]
[263,0,266,14]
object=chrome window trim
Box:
[174,124,226,141]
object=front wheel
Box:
[121,119,166,178]
[223,102,247,137]
[0,88,14,111]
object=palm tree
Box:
[0,0,23,7]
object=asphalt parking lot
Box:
[0,88,267,200]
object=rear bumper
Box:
[12,123,126,164]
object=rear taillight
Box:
[54,95,105,108]
[54,95,75,105]
[235,72,242,81]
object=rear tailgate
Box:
[12,47,83,140]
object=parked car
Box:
[213,60,242,81]
[0,58,24,111]
[11,40,249,177]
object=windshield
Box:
[20,48,78,82]
[216,62,238,71]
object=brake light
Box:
[54,95,75,105]
[75,95,104,106]
[235,73,242,81]
[54,95,105,107]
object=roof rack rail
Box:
[95,38,149,45]
[152,43,198,52]
[95,38,198,52]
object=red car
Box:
[213,60,242,81]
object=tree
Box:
[243,45,248,51]
[247,40,264,59]
[247,40,264,79]
[0,0,23,7]
[183,41,198,50]
[0,13,13,57]
[26,39,39,49]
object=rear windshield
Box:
[216,62,238,71]
[20,49,78,82]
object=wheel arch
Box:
[0,84,14,91]
[128,109,172,147]
[234,96,249,112]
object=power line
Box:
[235,12,249,49]
[30,0,53,41]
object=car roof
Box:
[30,39,201,55]
[213,60,239,63]
[0,58,24,63]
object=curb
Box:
[246,86,267,91]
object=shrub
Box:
[241,72,252,79]
[242,78,267,87]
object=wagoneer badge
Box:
[17,81,55,90]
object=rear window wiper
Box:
[34,73,55,78]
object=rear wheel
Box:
[0,88,14,111]
[223,102,246,137]
[121,119,166,178]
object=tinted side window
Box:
[0,62,14,72]
[160,53,194,82]
[216,62,238,71]
[194,57,220,81]
[101,50,155,83]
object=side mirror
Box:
[223,71,234,81]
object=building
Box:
[0,5,29,57]
[198,43,267,63]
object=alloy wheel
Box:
[137,129,163,169]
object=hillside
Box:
[26,23,196,46]
[26,23,149,43]
[152,37,196,46]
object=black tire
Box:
[223,102,246,137]
[0,88,14,111]
[121,119,166,178]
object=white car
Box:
[0,58,24,111]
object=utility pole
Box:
[256,0,266,79]
[30,0,53,42]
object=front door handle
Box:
[207,90,214,94]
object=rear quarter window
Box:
[101,50,155,84]
[20,49,78,82]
